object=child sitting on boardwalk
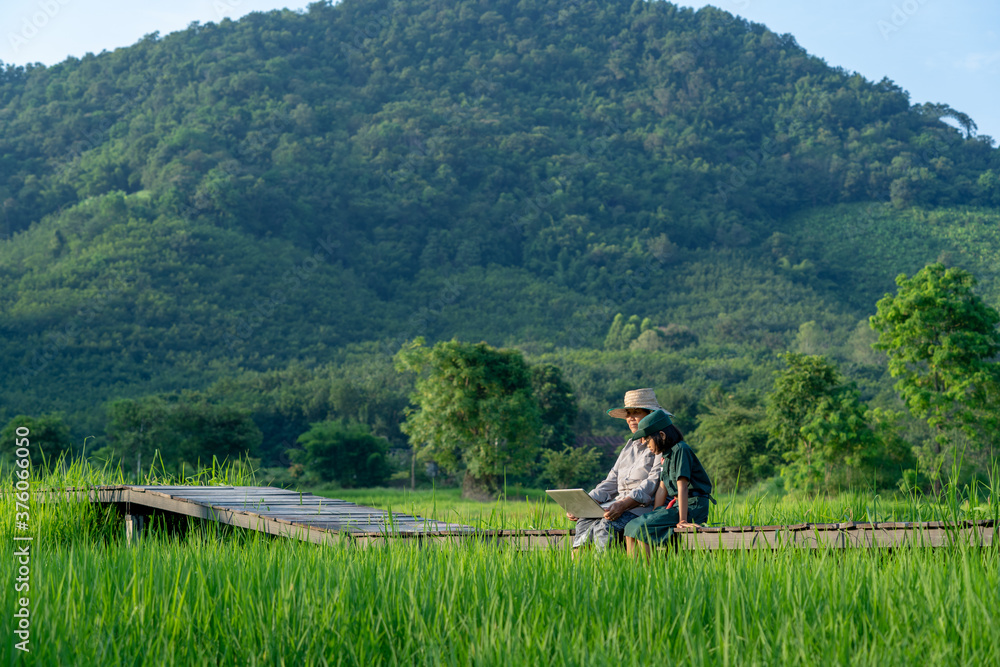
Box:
[623,409,713,560]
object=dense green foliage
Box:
[2,0,998,413]
[530,363,579,451]
[1,0,999,491]
[537,445,604,490]
[872,263,1000,480]
[395,338,543,497]
[689,393,772,492]
[292,419,392,486]
[0,413,73,463]
[103,392,263,473]
[765,353,909,492]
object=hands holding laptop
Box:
[602,497,637,521]
[566,498,632,522]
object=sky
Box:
[1,0,998,140]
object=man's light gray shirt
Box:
[588,438,662,514]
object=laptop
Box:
[545,489,608,519]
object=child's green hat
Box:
[630,409,673,441]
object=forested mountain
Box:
[1,0,998,465]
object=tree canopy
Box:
[292,420,391,487]
[0,414,74,465]
[105,393,262,473]
[765,353,882,492]
[871,263,1000,473]
[395,338,543,498]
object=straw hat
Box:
[606,388,672,419]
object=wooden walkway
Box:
[67,485,475,545]
[58,485,998,550]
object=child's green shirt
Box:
[660,441,713,498]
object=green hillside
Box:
[1,0,998,460]
[783,204,1000,311]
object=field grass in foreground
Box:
[2,463,998,665]
[1,532,998,666]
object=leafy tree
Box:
[538,446,603,489]
[846,318,883,367]
[0,414,74,465]
[866,407,918,490]
[106,397,175,474]
[620,316,641,346]
[604,314,642,350]
[977,170,1000,206]
[765,353,880,493]
[395,338,543,499]
[793,321,828,356]
[690,396,773,492]
[106,394,261,473]
[171,402,263,466]
[530,364,578,451]
[629,328,668,352]
[291,420,391,487]
[658,324,699,350]
[871,263,1000,480]
[603,314,626,350]
[918,102,978,139]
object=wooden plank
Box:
[192,507,377,515]
[33,488,131,504]
[161,489,308,497]
[129,485,235,491]
[168,494,351,502]
[36,486,478,540]
[679,529,780,551]
[244,508,392,521]
[195,499,356,505]
[156,494,303,503]
[138,490,286,499]
[808,523,841,531]
[842,527,909,548]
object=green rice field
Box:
[2,463,998,665]
[320,484,998,530]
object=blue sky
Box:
[1,0,998,140]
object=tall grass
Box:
[323,484,1000,531]
[324,486,563,531]
[0,451,260,490]
[1,460,998,664]
[1,532,997,665]
[0,454,261,546]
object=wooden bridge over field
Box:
[50,485,998,550]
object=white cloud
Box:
[958,50,1000,71]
